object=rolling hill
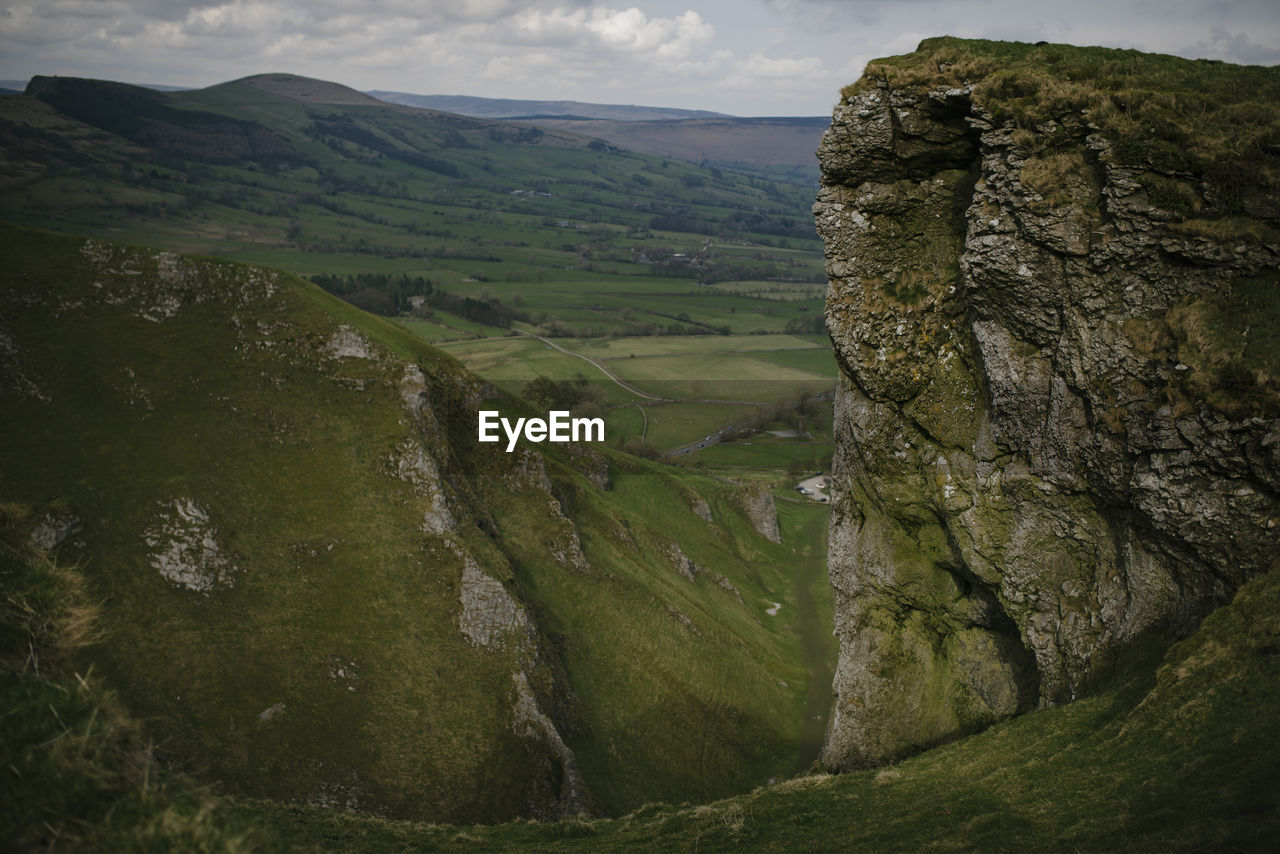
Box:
[508,115,827,186]
[0,72,826,335]
[367,90,731,121]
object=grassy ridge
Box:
[853,37,1279,233]
[0,224,834,825]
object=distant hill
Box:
[363,90,827,183]
[517,115,829,182]
[3,77,190,92]
[6,75,819,180]
[2,73,821,265]
[225,72,388,106]
[368,90,731,121]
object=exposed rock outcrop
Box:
[664,540,702,581]
[452,538,588,817]
[740,485,782,543]
[457,551,532,649]
[690,496,714,524]
[511,671,588,818]
[815,39,1280,769]
[506,449,590,573]
[143,498,239,594]
[29,509,81,551]
[324,325,375,360]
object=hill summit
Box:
[219,72,388,106]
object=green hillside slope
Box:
[245,554,1280,852]
[9,503,1274,851]
[0,224,832,826]
[0,74,823,303]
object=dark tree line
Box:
[427,291,528,328]
[309,272,528,327]
[310,272,432,315]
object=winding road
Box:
[515,329,668,401]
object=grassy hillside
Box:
[0,224,833,827]
[9,509,1274,850]
[1,534,266,851]
[509,116,827,186]
[237,554,1280,851]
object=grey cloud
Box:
[1181,25,1280,66]
[3,0,1277,115]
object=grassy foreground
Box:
[8,526,1276,851]
[1,536,259,852]
[232,556,1280,851]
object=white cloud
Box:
[585,7,712,57]
[1,0,1277,115]
[1181,25,1280,66]
[741,52,824,79]
[878,31,929,56]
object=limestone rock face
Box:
[816,53,1280,770]
[740,485,782,543]
[144,498,240,594]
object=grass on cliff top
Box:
[846,36,1280,212]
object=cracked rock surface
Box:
[816,68,1279,769]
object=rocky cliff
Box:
[814,38,1280,769]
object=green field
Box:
[431,329,836,451]
[695,440,833,472]
[572,334,826,357]
[750,347,838,377]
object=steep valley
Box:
[4,35,1280,853]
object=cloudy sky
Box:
[2,0,1277,115]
